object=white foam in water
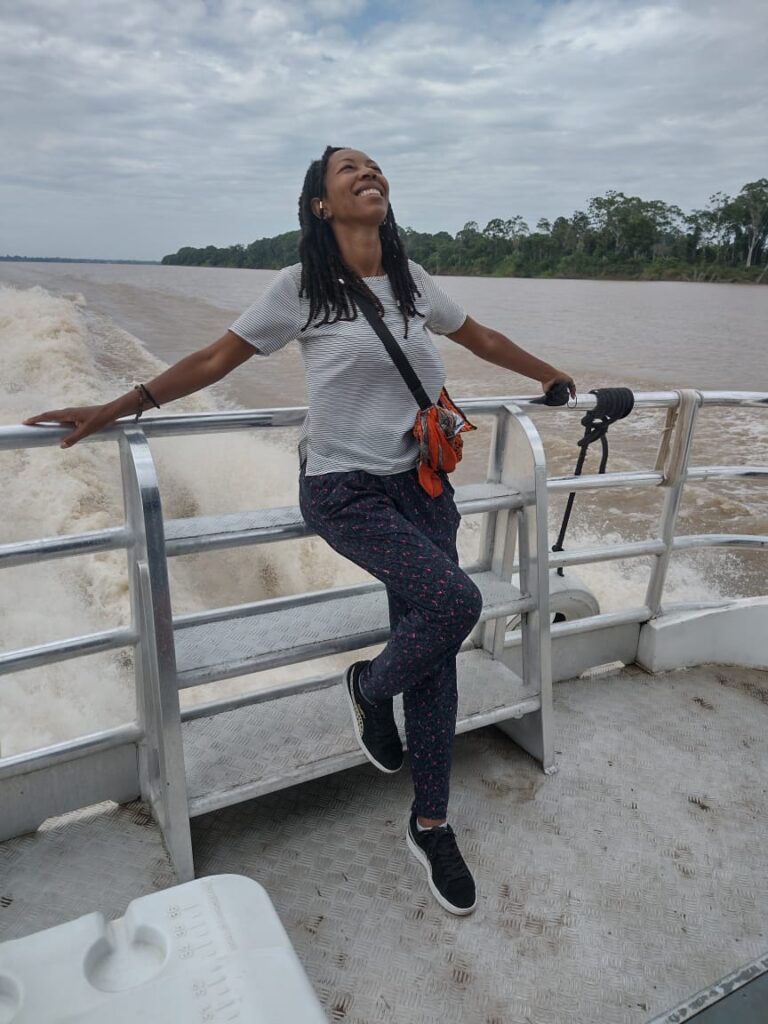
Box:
[0,283,743,756]
[0,285,371,756]
[557,526,729,613]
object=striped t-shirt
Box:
[230,261,467,476]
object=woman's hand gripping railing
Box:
[548,388,636,576]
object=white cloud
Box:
[1,0,766,258]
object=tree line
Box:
[162,178,768,282]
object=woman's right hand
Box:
[22,332,256,449]
[23,404,124,449]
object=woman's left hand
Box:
[541,373,576,403]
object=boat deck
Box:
[1,663,766,1024]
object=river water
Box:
[1,262,766,755]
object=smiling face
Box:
[311,148,390,227]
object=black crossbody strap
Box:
[354,291,432,411]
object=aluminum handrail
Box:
[672,534,768,551]
[4,390,767,452]
[1,468,762,572]
[547,540,668,570]
[686,466,768,482]
[548,471,664,493]
[0,526,130,568]
[0,723,143,780]
[1,466,762,572]
[0,627,138,676]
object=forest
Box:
[162,179,768,282]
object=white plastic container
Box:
[0,874,327,1023]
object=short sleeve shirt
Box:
[229,261,466,476]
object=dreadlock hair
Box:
[298,145,422,337]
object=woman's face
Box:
[312,149,390,227]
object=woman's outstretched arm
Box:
[24,330,255,448]
[447,316,575,397]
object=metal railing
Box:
[2,387,766,683]
[1,389,766,880]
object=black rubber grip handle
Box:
[530,380,571,406]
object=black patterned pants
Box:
[299,465,482,818]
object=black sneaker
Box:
[345,661,403,773]
[406,812,477,915]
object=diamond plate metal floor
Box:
[1,664,767,1024]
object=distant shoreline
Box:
[0,257,160,265]
[2,257,765,285]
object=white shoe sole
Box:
[344,666,401,775]
[406,825,477,916]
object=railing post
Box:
[120,429,194,882]
[475,409,516,652]
[493,405,555,773]
[645,390,702,616]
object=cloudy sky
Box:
[2,0,767,260]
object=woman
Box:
[25,146,575,916]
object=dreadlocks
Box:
[298,145,422,337]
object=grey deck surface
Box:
[1,664,767,1024]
